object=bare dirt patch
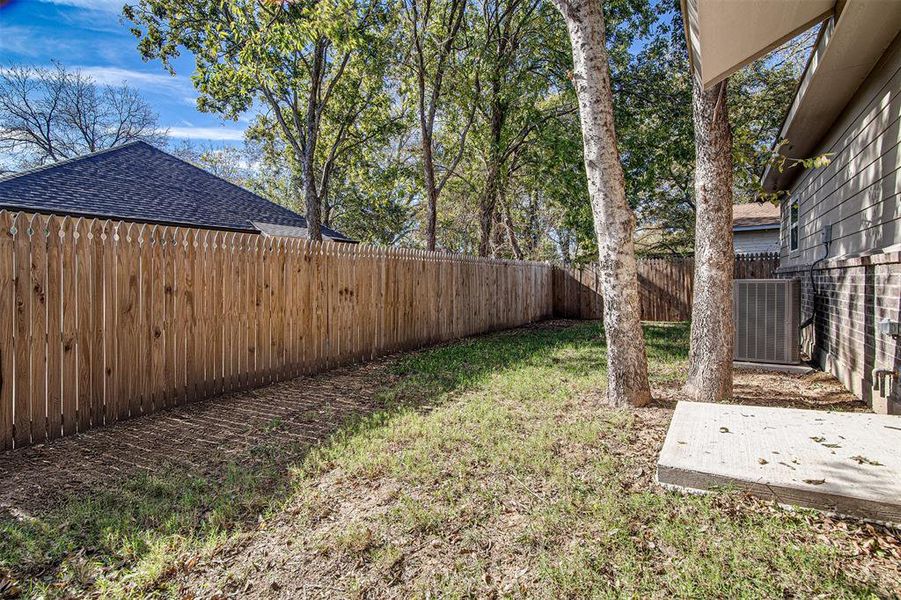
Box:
[174,349,894,597]
[0,359,398,517]
[653,368,867,411]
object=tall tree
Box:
[614,7,812,256]
[683,77,734,401]
[402,0,473,250]
[550,0,651,406]
[0,63,165,169]
[126,0,394,241]
[464,0,574,257]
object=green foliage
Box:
[327,136,420,244]
[124,0,809,257]
[611,3,812,256]
[126,0,400,226]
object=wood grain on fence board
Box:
[0,210,555,449]
[0,212,13,449]
[553,254,780,321]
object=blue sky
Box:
[0,0,247,146]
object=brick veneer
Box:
[776,251,901,414]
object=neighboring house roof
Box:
[250,221,352,241]
[733,203,780,231]
[0,141,354,242]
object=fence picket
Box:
[0,212,14,449]
[553,253,780,320]
[59,218,77,435]
[29,214,49,444]
[46,216,63,441]
[13,213,31,446]
[9,209,784,451]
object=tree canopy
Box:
[119,0,806,253]
[0,63,166,171]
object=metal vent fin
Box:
[733,279,800,365]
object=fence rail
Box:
[0,211,553,449]
[553,253,780,321]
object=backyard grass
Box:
[1,321,899,598]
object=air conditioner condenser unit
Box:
[733,279,801,365]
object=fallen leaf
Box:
[758,458,768,465]
[719,427,731,434]
[850,455,883,466]
[803,478,826,485]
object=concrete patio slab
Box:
[657,401,901,525]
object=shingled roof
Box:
[733,202,780,230]
[0,141,353,241]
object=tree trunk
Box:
[684,78,735,401]
[502,195,523,259]
[408,0,466,252]
[302,40,326,243]
[321,187,332,228]
[551,0,651,407]
[478,92,505,257]
[421,128,439,250]
[524,190,540,255]
[491,204,505,256]
[478,162,500,257]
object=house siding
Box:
[776,34,901,415]
[733,229,779,254]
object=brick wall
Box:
[777,251,900,414]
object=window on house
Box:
[789,200,799,251]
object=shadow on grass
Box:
[3,319,664,596]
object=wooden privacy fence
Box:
[0,211,553,450]
[553,253,780,321]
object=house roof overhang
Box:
[681,0,901,195]
[733,224,780,233]
[760,1,901,193]
[680,0,834,91]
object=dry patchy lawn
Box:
[1,321,899,598]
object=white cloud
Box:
[38,0,126,12]
[72,66,186,90]
[165,126,246,141]
[0,26,80,58]
[2,64,189,92]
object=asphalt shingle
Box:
[0,141,352,241]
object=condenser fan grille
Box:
[734,279,800,365]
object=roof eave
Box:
[733,224,780,232]
[680,0,834,91]
[761,2,901,194]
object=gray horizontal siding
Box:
[773,34,901,415]
[779,33,901,268]
[733,229,779,254]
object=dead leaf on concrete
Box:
[850,455,883,466]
